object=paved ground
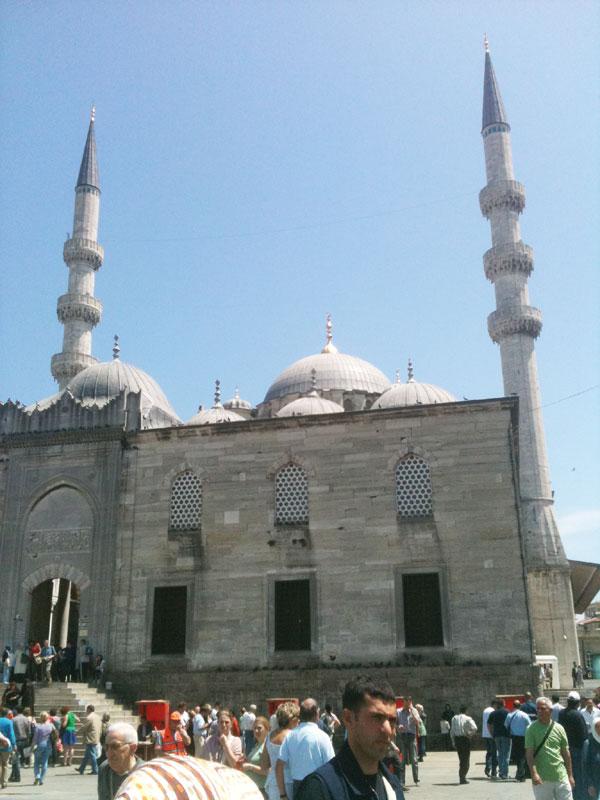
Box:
[0,752,535,799]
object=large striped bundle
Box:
[115,756,263,800]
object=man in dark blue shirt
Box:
[296,676,404,800]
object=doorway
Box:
[28,578,80,647]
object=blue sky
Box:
[1,1,598,563]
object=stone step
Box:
[34,682,139,766]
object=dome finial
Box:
[214,379,222,407]
[321,313,339,354]
[484,33,489,53]
[407,358,414,382]
[326,313,333,345]
[234,386,240,401]
[112,334,120,360]
[90,104,96,123]
[310,368,318,393]
[395,369,401,384]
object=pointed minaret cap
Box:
[482,37,509,133]
[112,334,120,360]
[321,313,339,354]
[407,358,415,383]
[77,105,100,190]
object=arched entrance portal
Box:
[28,578,80,647]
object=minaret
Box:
[479,38,577,674]
[51,107,104,389]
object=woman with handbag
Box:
[32,711,55,786]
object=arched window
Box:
[169,471,202,531]
[275,464,308,525]
[395,454,433,517]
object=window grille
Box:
[395,454,433,517]
[169,471,202,530]
[275,464,308,525]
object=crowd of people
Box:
[2,639,105,686]
[0,671,599,799]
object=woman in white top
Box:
[262,702,300,800]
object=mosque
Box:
[1,45,594,707]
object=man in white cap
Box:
[559,692,588,800]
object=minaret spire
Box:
[479,45,577,678]
[51,111,104,389]
[482,38,509,133]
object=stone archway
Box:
[23,564,91,649]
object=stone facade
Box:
[0,397,539,711]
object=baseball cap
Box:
[170,711,181,721]
[567,691,580,702]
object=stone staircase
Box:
[34,682,138,765]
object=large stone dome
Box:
[264,351,390,402]
[66,353,180,427]
[373,362,457,409]
[262,318,390,415]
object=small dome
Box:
[373,361,456,408]
[66,348,180,427]
[187,406,245,425]
[223,387,252,411]
[187,380,245,426]
[277,393,344,417]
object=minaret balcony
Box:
[479,180,526,218]
[51,352,99,385]
[63,237,104,270]
[483,241,534,282]
[487,305,542,343]
[57,293,103,326]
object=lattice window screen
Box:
[395,455,433,517]
[169,471,202,530]
[275,464,309,525]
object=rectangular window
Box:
[151,586,187,655]
[274,579,311,651]
[402,573,444,647]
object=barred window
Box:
[275,464,308,525]
[395,454,433,517]
[169,471,202,530]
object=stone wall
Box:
[110,661,538,735]
[109,398,534,678]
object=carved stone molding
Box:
[479,180,526,218]
[63,238,104,270]
[483,241,534,282]
[27,527,92,555]
[57,293,103,326]
[488,306,543,343]
[50,352,99,386]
